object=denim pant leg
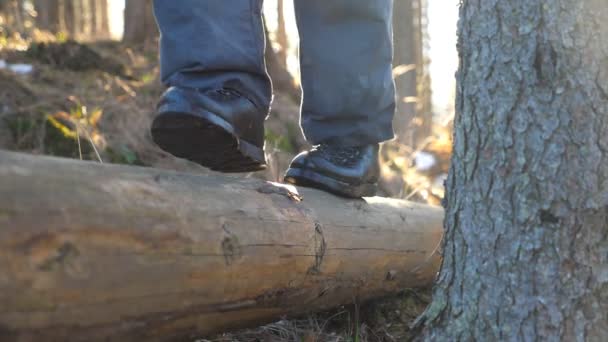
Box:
[152,0,272,112]
[294,0,396,146]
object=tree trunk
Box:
[89,0,109,39]
[413,0,432,145]
[63,0,76,37]
[392,0,432,149]
[275,0,289,70]
[79,0,90,38]
[419,0,608,340]
[2,0,25,33]
[265,24,301,103]
[56,0,67,34]
[0,0,7,17]
[0,1,7,34]
[68,0,84,39]
[392,0,419,148]
[0,150,443,340]
[35,0,60,33]
[123,0,157,43]
[98,0,109,38]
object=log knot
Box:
[38,242,80,272]
[308,222,326,275]
[386,270,398,281]
[221,225,242,266]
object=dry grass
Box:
[208,289,432,342]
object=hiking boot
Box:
[284,144,380,198]
[151,86,267,172]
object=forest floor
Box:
[0,34,449,341]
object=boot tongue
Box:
[317,144,363,167]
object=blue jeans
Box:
[153,0,395,146]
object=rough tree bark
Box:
[418,0,608,340]
[0,150,443,340]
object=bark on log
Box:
[0,150,443,341]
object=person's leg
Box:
[294,0,395,147]
[151,1,271,172]
[284,0,395,197]
[154,0,270,109]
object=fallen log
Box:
[0,150,443,341]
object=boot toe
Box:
[283,144,379,198]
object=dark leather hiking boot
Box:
[151,86,267,173]
[284,144,380,198]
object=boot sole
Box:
[284,167,377,198]
[151,111,266,173]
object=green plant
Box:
[265,129,294,153]
[46,100,105,162]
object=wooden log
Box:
[0,150,443,341]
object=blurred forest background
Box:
[0,1,457,340]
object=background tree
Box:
[123,0,157,43]
[0,0,26,33]
[392,0,432,149]
[33,0,109,39]
[418,0,608,339]
[34,0,61,33]
[275,0,288,70]
[392,0,418,148]
[0,0,8,27]
[264,5,300,103]
[89,0,110,39]
[62,0,77,38]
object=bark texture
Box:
[0,151,443,341]
[419,0,608,340]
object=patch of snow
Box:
[8,64,34,75]
[433,173,448,188]
[0,60,34,74]
[414,151,437,172]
